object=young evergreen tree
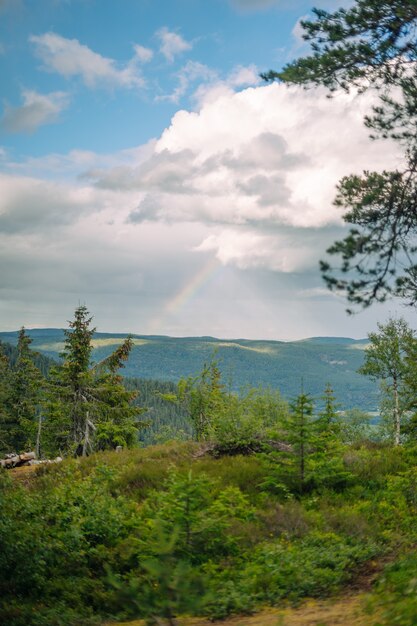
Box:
[45,305,144,457]
[282,389,316,494]
[316,383,340,435]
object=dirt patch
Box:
[105,593,378,626]
[8,464,39,483]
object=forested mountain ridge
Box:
[0,329,374,410]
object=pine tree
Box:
[263,1,417,309]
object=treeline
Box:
[0,339,55,376]
[0,307,144,458]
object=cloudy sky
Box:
[0,0,412,339]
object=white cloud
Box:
[195,228,317,272]
[156,27,192,63]
[159,61,260,106]
[192,63,260,106]
[1,89,69,133]
[157,61,218,104]
[133,44,153,63]
[0,173,95,233]
[228,64,260,87]
[83,82,401,272]
[30,32,145,89]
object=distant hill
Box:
[0,329,376,410]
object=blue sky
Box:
[0,0,412,339]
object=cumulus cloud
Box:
[157,27,192,63]
[81,81,402,274]
[191,63,260,107]
[30,32,145,89]
[1,89,69,133]
[290,15,309,53]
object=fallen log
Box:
[0,451,36,469]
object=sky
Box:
[0,0,413,340]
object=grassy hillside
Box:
[2,441,417,626]
[0,329,375,410]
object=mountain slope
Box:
[0,329,375,410]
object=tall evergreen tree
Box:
[45,305,144,457]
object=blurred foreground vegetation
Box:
[2,440,417,625]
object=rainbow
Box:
[148,256,221,333]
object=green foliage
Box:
[359,318,413,445]
[240,531,378,603]
[176,355,225,440]
[270,390,317,494]
[338,408,374,445]
[209,387,289,454]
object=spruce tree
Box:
[45,305,144,457]
[282,389,316,494]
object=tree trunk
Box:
[82,410,90,457]
[393,376,400,446]
[35,412,42,459]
